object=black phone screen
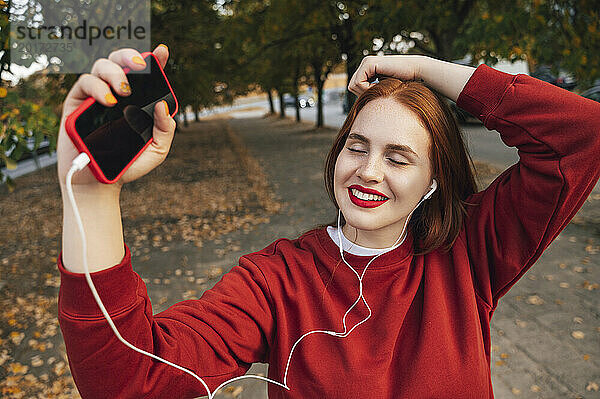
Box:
[74,55,176,180]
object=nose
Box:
[356,155,384,183]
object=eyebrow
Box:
[347,133,419,158]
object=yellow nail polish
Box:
[105,93,117,104]
[163,100,169,115]
[132,56,146,66]
[120,81,131,94]
[158,44,168,51]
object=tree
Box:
[0,73,62,191]
[363,0,479,62]
[330,1,378,112]
[152,0,225,124]
[260,0,340,127]
[463,0,600,88]
[1,0,72,190]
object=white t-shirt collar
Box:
[326,226,403,256]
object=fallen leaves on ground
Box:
[526,295,544,305]
[0,120,282,397]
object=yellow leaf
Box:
[8,362,28,374]
[526,295,544,305]
[571,330,585,339]
[0,87,6,98]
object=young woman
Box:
[57,45,600,398]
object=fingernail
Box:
[120,81,131,94]
[105,93,117,104]
[158,44,168,51]
[163,100,169,115]
[132,56,146,66]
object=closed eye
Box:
[387,158,408,166]
[347,147,366,154]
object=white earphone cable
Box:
[66,154,434,396]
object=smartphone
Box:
[65,51,178,184]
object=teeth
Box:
[351,188,387,201]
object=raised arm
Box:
[349,55,600,309]
[57,47,274,398]
[348,54,476,102]
[456,65,600,308]
[58,46,175,273]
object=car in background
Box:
[531,65,577,90]
[283,93,315,108]
[580,80,600,103]
[4,136,50,161]
[324,88,345,104]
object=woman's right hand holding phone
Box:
[59,46,175,273]
[57,45,176,188]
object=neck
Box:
[341,222,408,249]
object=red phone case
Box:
[65,51,178,184]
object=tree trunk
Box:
[311,60,327,128]
[267,89,275,114]
[183,110,189,127]
[344,58,358,113]
[294,93,301,122]
[341,18,358,114]
[277,90,286,118]
[316,79,324,127]
[293,65,301,122]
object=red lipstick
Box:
[348,185,389,208]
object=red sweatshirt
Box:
[58,65,600,398]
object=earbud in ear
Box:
[423,179,438,200]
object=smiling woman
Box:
[56,50,600,399]
[325,78,477,253]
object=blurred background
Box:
[1,0,599,188]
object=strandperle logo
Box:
[15,20,147,46]
[10,0,150,74]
